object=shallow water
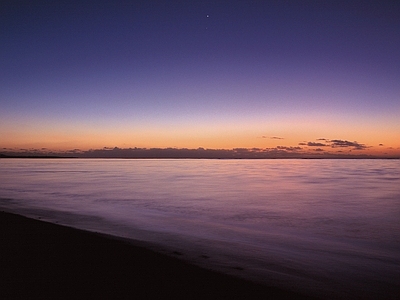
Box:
[1,159,399,299]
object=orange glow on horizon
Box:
[1,112,399,157]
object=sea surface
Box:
[1,158,399,299]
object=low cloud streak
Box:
[330,140,367,150]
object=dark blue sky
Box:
[1,0,399,155]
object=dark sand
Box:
[0,211,315,299]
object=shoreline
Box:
[0,211,313,299]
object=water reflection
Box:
[0,158,399,299]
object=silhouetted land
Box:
[0,211,313,299]
[0,154,70,158]
[1,152,398,159]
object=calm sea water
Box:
[1,159,399,299]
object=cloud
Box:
[65,149,84,153]
[314,148,324,152]
[264,136,284,140]
[316,138,328,141]
[330,140,367,150]
[299,141,327,147]
[276,146,302,151]
[379,144,384,146]
[307,142,327,147]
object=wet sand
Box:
[0,211,312,299]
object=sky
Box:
[1,0,399,158]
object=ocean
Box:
[1,158,399,299]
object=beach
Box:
[0,211,312,299]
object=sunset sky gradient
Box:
[1,0,399,157]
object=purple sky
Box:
[1,0,399,157]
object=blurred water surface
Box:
[1,159,399,299]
